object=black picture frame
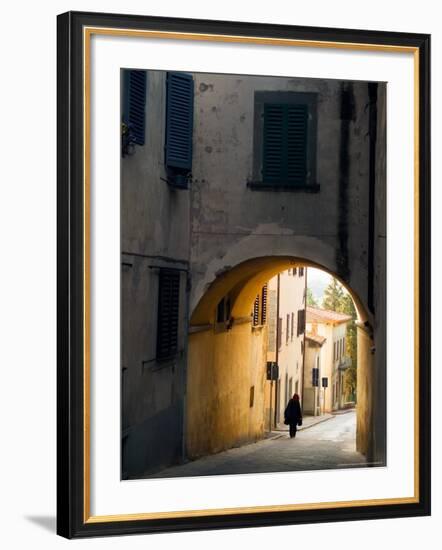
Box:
[57,11,431,539]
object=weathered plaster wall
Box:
[121,71,190,477]
[189,74,374,320]
[186,73,385,461]
[304,342,324,415]
[186,322,267,458]
[356,326,375,458]
[268,270,306,423]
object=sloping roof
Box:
[305,332,327,346]
[306,306,352,325]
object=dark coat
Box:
[284,398,302,425]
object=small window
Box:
[252,283,267,327]
[252,284,268,326]
[297,309,306,336]
[217,296,231,324]
[277,317,282,349]
[249,386,255,408]
[286,314,290,344]
[156,269,180,360]
[291,312,294,341]
[299,267,304,277]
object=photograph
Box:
[56,11,430,537]
[120,68,387,480]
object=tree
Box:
[322,278,344,311]
[306,287,318,307]
[344,364,357,401]
[340,292,358,401]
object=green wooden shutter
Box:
[261,284,268,325]
[263,103,308,186]
[123,70,146,146]
[165,72,194,172]
[156,269,180,360]
[253,295,260,326]
[297,308,306,336]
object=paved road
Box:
[143,411,368,479]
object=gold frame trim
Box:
[82,27,420,524]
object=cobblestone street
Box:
[143,410,368,479]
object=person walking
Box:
[284,393,303,438]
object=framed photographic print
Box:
[57,11,431,538]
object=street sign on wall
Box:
[266,362,279,381]
[312,368,319,387]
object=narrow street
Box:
[143,410,367,479]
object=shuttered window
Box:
[253,295,260,326]
[297,308,306,336]
[156,269,180,360]
[252,284,268,327]
[165,72,194,174]
[261,284,268,325]
[123,70,146,146]
[262,103,308,186]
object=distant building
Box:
[305,306,352,413]
[304,332,327,416]
[266,268,306,429]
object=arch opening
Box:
[187,258,375,464]
[190,256,369,327]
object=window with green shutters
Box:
[251,91,318,191]
[156,269,180,360]
[263,103,308,186]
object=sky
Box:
[306,267,334,305]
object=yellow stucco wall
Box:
[186,322,267,458]
[356,325,374,456]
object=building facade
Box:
[266,268,306,428]
[121,68,386,477]
[305,306,352,413]
[304,332,327,416]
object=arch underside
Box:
[190,256,369,327]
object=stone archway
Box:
[186,255,376,461]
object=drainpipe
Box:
[272,273,281,430]
[301,268,307,413]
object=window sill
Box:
[247,181,320,193]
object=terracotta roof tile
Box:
[306,306,352,324]
[305,332,327,346]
